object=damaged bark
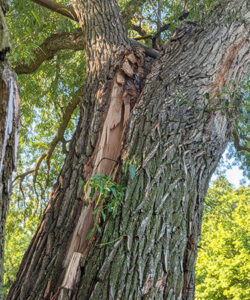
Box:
[7,0,250,299]
[0,0,20,297]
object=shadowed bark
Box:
[7,0,250,299]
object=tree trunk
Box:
[0,0,20,297]
[7,0,250,299]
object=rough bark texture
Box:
[0,0,20,297]
[77,4,250,299]
[7,0,250,299]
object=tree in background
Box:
[0,0,20,297]
[196,178,250,300]
[0,0,249,299]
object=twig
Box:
[233,129,250,152]
[13,90,82,184]
[149,0,163,27]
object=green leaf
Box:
[89,187,95,200]
[101,211,106,221]
[129,164,136,180]
[110,186,117,198]
[86,227,95,240]
[79,179,84,188]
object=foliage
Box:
[3,0,85,294]
[3,193,42,293]
[227,79,250,180]
[196,178,250,299]
[84,174,126,240]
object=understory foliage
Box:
[2,0,250,296]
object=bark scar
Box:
[212,37,246,94]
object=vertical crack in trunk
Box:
[58,48,152,300]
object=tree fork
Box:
[7,0,250,299]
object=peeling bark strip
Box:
[0,66,20,299]
[7,0,250,299]
[60,48,150,298]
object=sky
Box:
[211,151,250,188]
[225,166,248,187]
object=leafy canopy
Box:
[196,178,250,299]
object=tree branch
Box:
[14,30,84,74]
[14,30,158,75]
[30,0,78,21]
[131,24,148,37]
[13,153,46,184]
[233,129,250,152]
[13,89,81,183]
[46,91,81,164]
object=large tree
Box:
[2,0,250,299]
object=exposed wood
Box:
[62,48,149,272]
[61,252,82,290]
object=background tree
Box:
[196,178,250,299]
[0,0,249,299]
[0,0,20,297]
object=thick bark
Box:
[77,4,250,299]
[0,0,20,297]
[7,0,250,299]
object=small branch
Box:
[13,90,82,184]
[30,0,78,21]
[33,153,47,184]
[14,169,35,182]
[152,23,170,49]
[131,24,148,37]
[46,91,81,164]
[149,0,162,27]
[156,0,162,46]
[233,129,250,152]
[14,30,84,75]
[134,34,152,41]
[13,153,46,185]
[130,39,159,58]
